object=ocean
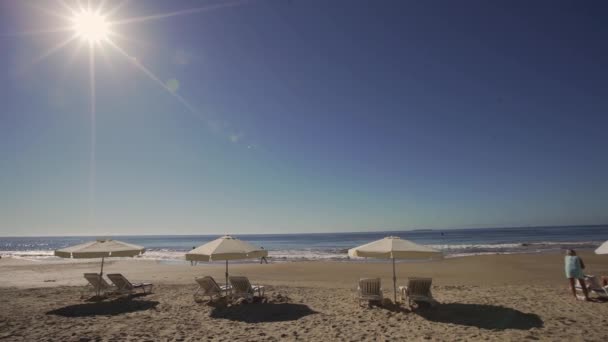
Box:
[1,225,606,262]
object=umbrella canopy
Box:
[348,236,442,303]
[596,241,608,254]
[55,239,145,259]
[348,236,442,259]
[186,235,267,287]
[186,235,267,261]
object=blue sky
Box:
[0,0,607,236]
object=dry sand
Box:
[1,251,607,341]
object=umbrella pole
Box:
[392,257,397,303]
[98,257,105,296]
[225,260,229,288]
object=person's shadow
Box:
[210,303,317,323]
[416,303,543,330]
[47,298,159,317]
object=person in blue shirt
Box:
[564,249,589,301]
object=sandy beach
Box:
[1,251,607,341]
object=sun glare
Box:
[16,1,250,226]
[72,11,109,43]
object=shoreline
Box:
[2,226,605,265]
[0,245,602,264]
[2,250,607,289]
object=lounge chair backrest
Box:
[408,277,432,296]
[196,276,222,294]
[586,275,603,290]
[84,273,111,289]
[107,273,132,290]
[359,278,381,296]
[229,276,253,294]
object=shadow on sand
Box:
[417,303,543,330]
[210,303,317,323]
[47,297,159,317]
[83,292,149,303]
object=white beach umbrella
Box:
[348,236,442,303]
[595,241,608,254]
[185,235,268,286]
[55,239,145,295]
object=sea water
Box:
[1,225,605,262]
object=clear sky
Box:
[0,0,607,236]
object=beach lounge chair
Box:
[578,275,608,299]
[194,276,232,301]
[106,273,153,294]
[83,273,114,296]
[357,278,383,307]
[228,276,265,302]
[399,277,437,308]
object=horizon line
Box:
[0,223,606,238]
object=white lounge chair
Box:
[107,273,153,294]
[399,277,437,308]
[194,276,232,301]
[228,276,265,302]
[83,273,114,296]
[357,278,383,307]
[580,275,608,299]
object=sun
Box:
[72,10,110,43]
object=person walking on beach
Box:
[565,249,589,301]
[260,246,268,264]
[190,246,197,266]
